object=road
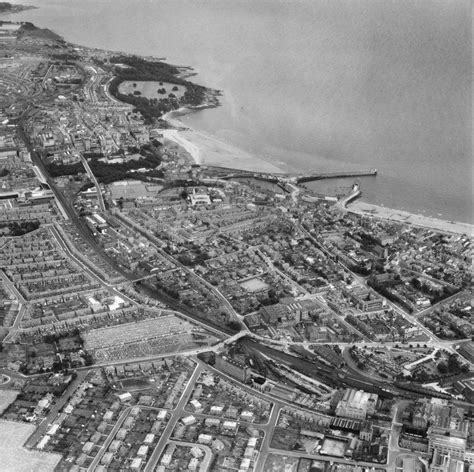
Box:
[18,122,237,339]
[265,448,387,470]
[0,269,26,304]
[335,188,361,212]
[0,269,28,342]
[49,223,116,290]
[18,123,131,281]
[25,369,89,449]
[253,403,282,472]
[169,440,213,472]
[14,95,470,427]
[80,154,105,212]
[88,405,132,472]
[296,218,466,360]
[144,363,203,472]
[287,183,300,203]
[240,337,432,400]
[74,346,220,373]
[3,303,27,343]
[255,247,309,296]
[194,358,325,419]
[114,210,244,329]
[412,290,467,319]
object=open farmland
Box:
[0,420,61,472]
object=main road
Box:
[253,403,282,472]
[80,154,106,212]
[17,121,237,338]
[24,369,90,449]
[144,363,203,472]
[88,405,133,472]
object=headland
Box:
[0,2,36,14]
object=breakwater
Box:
[202,165,377,185]
[295,169,377,184]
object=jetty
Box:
[294,169,377,184]
[201,165,377,184]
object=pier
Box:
[294,169,377,184]
[336,186,362,211]
[202,165,377,185]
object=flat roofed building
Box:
[137,445,149,457]
[101,452,113,465]
[335,389,378,420]
[198,434,212,444]
[215,355,250,382]
[428,435,466,461]
[131,457,143,471]
[144,433,155,445]
[188,457,199,471]
[182,415,196,426]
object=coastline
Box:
[163,108,473,236]
[5,1,471,229]
[161,108,288,174]
[346,200,473,236]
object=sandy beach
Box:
[162,109,286,174]
[162,109,473,237]
[347,200,473,236]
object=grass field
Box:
[118,80,186,99]
[320,437,347,457]
[240,278,270,293]
[0,389,18,414]
[0,420,61,471]
[263,453,299,472]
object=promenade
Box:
[347,201,473,236]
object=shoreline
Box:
[346,200,473,236]
[161,107,289,174]
[162,109,473,236]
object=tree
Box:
[448,354,461,373]
[227,320,242,332]
[437,362,448,374]
[8,220,40,236]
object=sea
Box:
[4,0,472,223]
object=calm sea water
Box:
[6,0,472,223]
